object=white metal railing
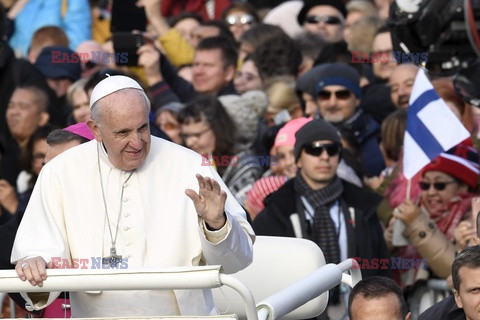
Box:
[0,259,361,320]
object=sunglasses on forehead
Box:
[303,143,341,157]
[318,89,352,101]
[418,181,456,191]
[305,15,343,25]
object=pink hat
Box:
[64,122,95,140]
[245,176,288,218]
[273,117,312,149]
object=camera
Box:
[389,0,480,105]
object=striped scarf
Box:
[294,173,344,265]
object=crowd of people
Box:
[1,0,480,319]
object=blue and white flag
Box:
[403,69,470,179]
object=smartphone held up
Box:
[112,32,145,67]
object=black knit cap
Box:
[297,0,347,25]
[294,118,341,161]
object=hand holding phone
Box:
[112,32,145,66]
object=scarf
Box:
[294,173,344,265]
[294,173,344,304]
[342,108,375,144]
[426,193,473,240]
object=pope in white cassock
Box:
[11,75,255,317]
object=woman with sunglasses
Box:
[385,141,480,289]
[221,2,259,43]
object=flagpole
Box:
[406,179,411,201]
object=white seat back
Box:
[212,236,327,320]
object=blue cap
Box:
[35,46,81,82]
[315,63,362,98]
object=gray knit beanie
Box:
[294,118,341,160]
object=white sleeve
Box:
[11,165,70,310]
[197,164,255,274]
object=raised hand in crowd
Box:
[392,199,421,227]
[137,43,163,86]
[136,0,170,37]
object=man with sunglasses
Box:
[297,0,346,43]
[315,63,385,177]
[253,119,391,318]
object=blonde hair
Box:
[348,16,384,53]
[265,79,300,114]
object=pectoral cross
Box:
[102,247,122,268]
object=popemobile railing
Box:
[0,259,361,320]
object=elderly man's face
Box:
[89,89,151,171]
[454,266,480,320]
[389,64,419,109]
[317,85,359,123]
[6,88,49,145]
[302,5,344,43]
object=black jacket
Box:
[418,295,465,320]
[253,178,392,278]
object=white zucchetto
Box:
[90,75,143,108]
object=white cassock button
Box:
[123,197,129,202]
[123,226,131,231]
[126,242,132,247]
[124,213,130,217]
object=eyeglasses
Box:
[318,90,352,101]
[418,181,456,191]
[180,127,211,141]
[225,14,255,26]
[305,15,343,25]
[303,143,341,157]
